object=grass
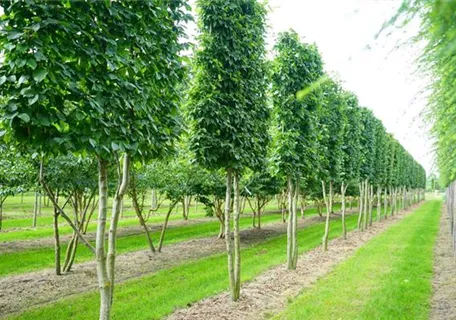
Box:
[275,199,441,320]
[0,205,331,277]
[7,205,367,320]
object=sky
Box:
[265,0,433,174]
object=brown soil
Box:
[430,206,456,320]
[0,218,212,254]
[167,206,419,320]
[0,214,329,317]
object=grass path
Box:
[7,211,362,319]
[276,199,441,320]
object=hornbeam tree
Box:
[317,77,346,251]
[188,0,269,301]
[271,30,323,269]
[0,1,189,319]
[340,91,361,239]
[357,107,376,231]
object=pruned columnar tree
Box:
[340,92,361,239]
[188,0,269,301]
[271,30,323,268]
[318,77,346,250]
[0,1,189,319]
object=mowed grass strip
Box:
[275,200,441,320]
[0,200,294,240]
[0,206,328,277]
[8,210,366,320]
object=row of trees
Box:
[390,1,456,251]
[0,0,425,319]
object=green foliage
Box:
[0,145,34,199]
[0,0,190,160]
[316,77,347,182]
[340,91,361,183]
[270,30,324,178]
[188,0,269,171]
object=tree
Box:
[339,91,361,239]
[0,1,190,318]
[271,30,323,269]
[317,77,346,250]
[0,145,33,231]
[188,0,269,301]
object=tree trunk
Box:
[357,182,364,230]
[53,201,61,276]
[300,192,306,219]
[341,182,347,240]
[32,191,39,228]
[368,184,373,227]
[107,155,130,306]
[322,180,331,251]
[96,159,111,320]
[377,187,382,222]
[0,198,4,232]
[158,201,178,252]
[383,187,388,219]
[151,189,157,210]
[233,173,241,300]
[224,169,236,300]
[363,180,369,230]
[138,211,155,253]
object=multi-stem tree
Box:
[0,2,189,319]
[271,30,323,269]
[188,0,269,301]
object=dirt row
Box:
[430,206,456,320]
[167,205,421,320]
[0,214,331,317]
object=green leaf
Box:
[28,95,39,105]
[17,113,30,123]
[32,68,48,83]
[111,142,120,151]
[0,76,6,86]
[27,58,37,70]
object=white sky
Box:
[266,0,433,174]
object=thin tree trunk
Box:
[363,180,369,230]
[107,155,130,306]
[158,201,178,252]
[32,191,39,228]
[357,182,364,230]
[0,198,4,232]
[368,184,373,227]
[53,197,61,276]
[341,182,347,240]
[233,173,241,300]
[287,176,293,269]
[96,159,110,320]
[383,187,388,219]
[292,177,298,267]
[322,180,331,251]
[224,169,235,300]
[377,187,382,222]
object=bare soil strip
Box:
[0,214,328,317]
[167,205,420,320]
[430,206,456,320]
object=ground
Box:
[0,194,452,320]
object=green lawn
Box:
[275,199,441,320]
[7,205,365,320]
[0,206,328,277]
